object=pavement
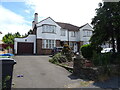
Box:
[12,55,120,88]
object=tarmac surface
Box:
[12,55,120,89]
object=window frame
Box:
[61,29,66,36]
[42,39,56,49]
[83,29,92,37]
[71,31,76,37]
[42,24,56,33]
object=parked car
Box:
[52,47,63,56]
[101,48,117,53]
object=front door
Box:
[74,42,78,53]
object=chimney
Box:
[34,13,38,24]
[32,21,35,29]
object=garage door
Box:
[17,42,34,55]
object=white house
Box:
[14,13,93,55]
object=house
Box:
[0,40,14,54]
[14,13,93,55]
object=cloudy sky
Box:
[0,0,103,40]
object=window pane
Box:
[49,40,51,48]
[46,40,48,48]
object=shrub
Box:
[62,43,72,61]
[81,44,93,59]
[62,43,71,54]
[92,51,112,66]
[5,46,11,50]
[49,53,67,64]
[116,54,120,64]
[0,76,11,89]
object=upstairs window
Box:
[71,31,76,37]
[61,29,66,36]
[83,29,92,37]
[42,25,56,33]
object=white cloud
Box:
[25,0,103,26]
[25,9,30,13]
[0,5,31,40]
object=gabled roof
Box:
[56,22,80,31]
[79,23,88,29]
[80,23,93,29]
[36,17,92,31]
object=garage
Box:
[17,42,34,55]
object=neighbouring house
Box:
[0,40,14,54]
[14,13,93,55]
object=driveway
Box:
[12,56,119,88]
[12,56,81,88]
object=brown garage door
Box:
[17,42,34,55]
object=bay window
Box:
[42,39,56,49]
[42,24,56,33]
[83,29,92,37]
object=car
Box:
[51,47,63,56]
[101,48,117,53]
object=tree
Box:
[28,29,33,35]
[2,32,21,44]
[90,2,120,53]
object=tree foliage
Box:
[90,2,120,52]
[2,32,21,44]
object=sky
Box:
[0,0,103,40]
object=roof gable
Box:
[79,23,93,31]
[37,17,61,28]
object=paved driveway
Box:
[12,56,81,88]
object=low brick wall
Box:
[73,57,119,80]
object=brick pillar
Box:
[56,40,60,47]
[36,39,42,54]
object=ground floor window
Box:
[42,39,56,49]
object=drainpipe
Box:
[68,30,69,45]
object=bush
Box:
[62,43,72,61]
[49,53,67,64]
[111,53,120,64]
[62,43,71,54]
[92,51,112,66]
[81,44,93,59]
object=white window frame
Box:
[71,31,76,37]
[42,25,56,33]
[83,29,92,37]
[42,39,56,49]
[61,29,66,36]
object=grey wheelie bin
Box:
[0,58,16,89]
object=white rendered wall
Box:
[37,17,61,40]
[14,35,36,54]
[60,29,68,41]
[69,31,79,41]
[79,24,93,43]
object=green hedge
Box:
[81,44,93,59]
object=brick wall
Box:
[37,39,60,55]
[41,49,52,55]
[36,39,42,54]
[56,40,60,47]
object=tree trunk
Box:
[116,37,120,53]
[111,36,115,53]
